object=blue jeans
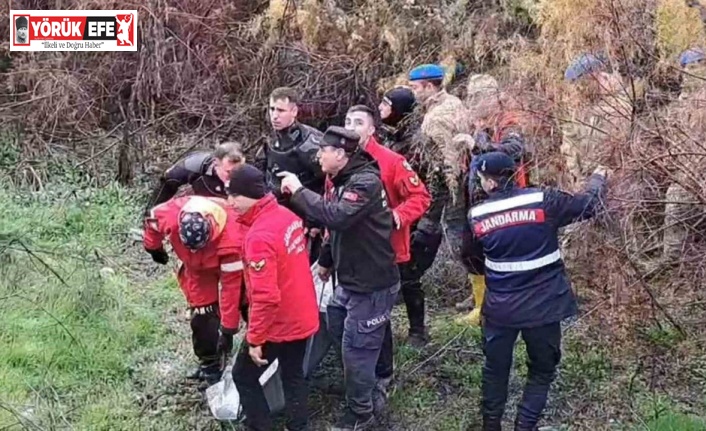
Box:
[482,321,561,427]
[327,283,401,416]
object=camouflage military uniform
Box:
[420,90,469,205]
[419,90,470,257]
[650,60,706,268]
[560,73,632,191]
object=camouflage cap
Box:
[564,53,610,82]
[679,48,705,68]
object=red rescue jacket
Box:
[238,194,320,346]
[143,196,244,332]
[364,137,432,263]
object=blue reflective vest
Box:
[467,174,606,328]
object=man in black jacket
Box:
[143,142,244,217]
[279,126,400,431]
[255,86,326,263]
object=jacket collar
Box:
[424,89,449,110]
[363,136,384,157]
[275,121,301,141]
[331,150,378,187]
[238,193,277,226]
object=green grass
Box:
[0,182,188,430]
[1,179,705,431]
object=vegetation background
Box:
[1,0,705,430]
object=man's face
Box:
[227,194,255,214]
[378,101,392,120]
[478,172,497,194]
[345,111,375,145]
[317,146,346,174]
[16,26,27,41]
[213,158,241,183]
[269,97,297,131]
[409,80,435,103]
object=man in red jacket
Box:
[226,164,320,431]
[345,104,431,412]
[143,195,245,385]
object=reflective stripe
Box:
[485,249,561,272]
[221,261,244,272]
[471,192,544,218]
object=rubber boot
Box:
[455,275,485,326]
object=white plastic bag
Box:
[207,263,335,420]
[205,336,283,421]
[311,262,335,312]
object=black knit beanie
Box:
[226,164,267,199]
[382,87,416,127]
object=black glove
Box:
[217,328,235,357]
[146,248,169,265]
[410,227,442,274]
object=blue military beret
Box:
[679,48,705,68]
[477,152,516,177]
[564,53,609,82]
[409,64,445,81]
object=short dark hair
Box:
[425,79,444,89]
[270,87,300,105]
[347,105,376,122]
[213,142,244,163]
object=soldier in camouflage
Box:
[407,63,471,271]
[560,53,632,191]
[452,75,531,325]
[644,48,706,271]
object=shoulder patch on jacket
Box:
[249,258,266,272]
[402,160,414,172]
[342,191,359,202]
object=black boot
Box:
[402,280,427,346]
[483,415,502,431]
[514,418,537,431]
[186,366,203,380]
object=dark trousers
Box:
[374,260,429,380]
[482,321,561,427]
[400,227,443,333]
[461,218,485,275]
[190,303,221,369]
[327,283,400,417]
[232,339,309,431]
[308,233,322,266]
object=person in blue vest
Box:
[464,152,608,431]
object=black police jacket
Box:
[254,122,326,201]
[143,151,225,216]
[289,151,400,293]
